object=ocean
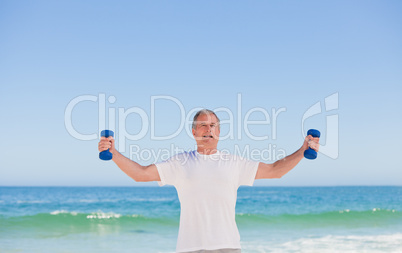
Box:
[0,186,401,253]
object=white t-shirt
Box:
[155,150,260,253]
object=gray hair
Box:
[192,109,220,130]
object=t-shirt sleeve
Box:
[155,155,181,187]
[235,157,260,187]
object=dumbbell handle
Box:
[99,130,114,161]
[304,129,320,160]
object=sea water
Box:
[1,186,401,253]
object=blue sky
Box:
[1,0,401,186]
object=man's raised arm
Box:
[255,135,320,179]
[98,136,160,182]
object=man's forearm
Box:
[111,150,145,181]
[271,146,305,178]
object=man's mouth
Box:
[203,135,213,138]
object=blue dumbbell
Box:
[304,129,320,160]
[99,130,114,161]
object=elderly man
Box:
[98,109,320,253]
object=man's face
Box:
[192,113,220,149]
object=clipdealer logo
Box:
[64,93,339,162]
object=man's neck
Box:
[197,147,218,155]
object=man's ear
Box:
[192,128,195,137]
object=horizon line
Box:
[1,185,401,187]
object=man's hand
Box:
[303,135,320,152]
[98,136,116,155]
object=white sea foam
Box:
[50,210,78,216]
[237,213,252,216]
[242,233,402,253]
[48,210,139,219]
[86,212,122,219]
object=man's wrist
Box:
[111,149,119,157]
